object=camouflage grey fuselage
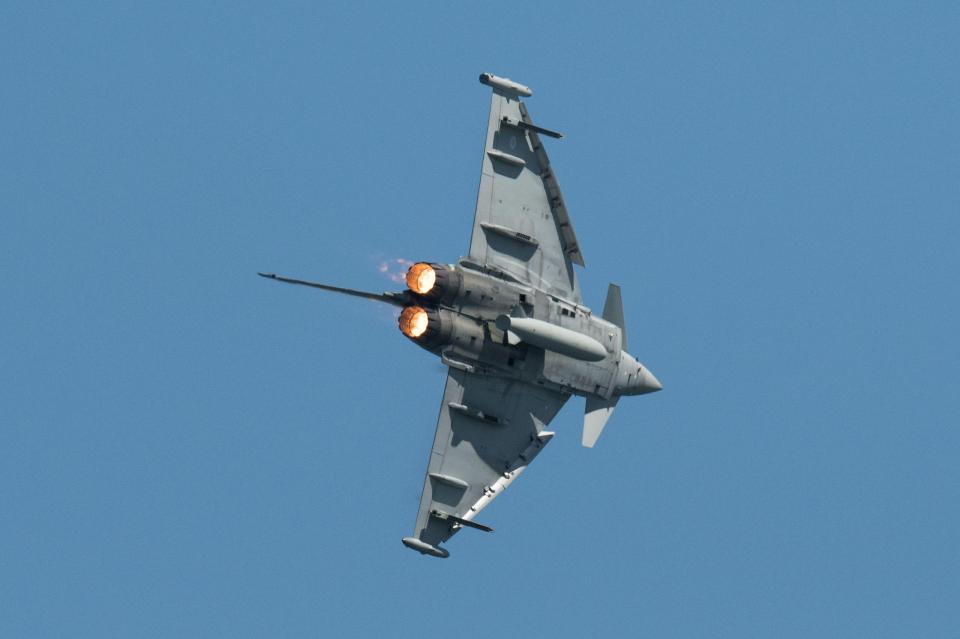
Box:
[399,261,661,400]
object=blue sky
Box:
[3,2,958,637]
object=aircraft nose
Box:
[636,367,663,394]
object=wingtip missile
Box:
[479,72,533,97]
[401,537,450,559]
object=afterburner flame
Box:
[399,306,430,338]
[405,263,436,295]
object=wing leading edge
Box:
[467,73,584,304]
[403,368,569,557]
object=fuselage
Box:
[398,261,661,400]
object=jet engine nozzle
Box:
[397,305,483,355]
[398,306,431,338]
[398,305,451,346]
[405,263,437,296]
[404,262,463,304]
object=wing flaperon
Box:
[467,75,584,303]
[404,368,569,556]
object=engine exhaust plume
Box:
[378,258,415,284]
[405,263,436,295]
[399,306,430,338]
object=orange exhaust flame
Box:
[405,263,436,295]
[399,306,429,338]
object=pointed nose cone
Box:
[637,367,663,394]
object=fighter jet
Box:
[259,72,662,558]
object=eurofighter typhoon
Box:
[260,73,662,558]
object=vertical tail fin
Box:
[602,283,627,350]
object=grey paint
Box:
[468,84,583,302]
[260,72,662,558]
[496,315,608,362]
[602,284,627,351]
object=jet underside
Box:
[260,73,661,558]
